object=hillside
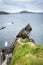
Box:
[20,11,33,13]
[0,11,9,14]
[20,11,43,14]
[8,38,43,65]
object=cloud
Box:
[0,0,43,13]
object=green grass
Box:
[20,38,30,43]
[20,38,35,43]
[8,39,43,65]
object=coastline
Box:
[0,24,43,65]
[0,24,32,53]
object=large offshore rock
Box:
[16,24,32,38]
[25,24,32,32]
[16,29,29,39]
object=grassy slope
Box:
[9,38,43,65]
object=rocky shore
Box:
[0,24,32,53]
[8,24,43,65]
[0,24,43,65]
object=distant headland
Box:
[0,10,43,14]
[0,11,9,14]
[19,10,43,14]
[20,10,33,13]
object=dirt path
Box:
[17,38,24,45]
[17,38,35,46]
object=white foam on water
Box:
[7,23,11,25]
[5,41,8,47]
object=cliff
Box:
[8,38,43,65]
[8,24,43,65]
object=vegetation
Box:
[0,11,9,14]
[8,24,43,65]
[20,38,35,43]
[8,38,43,65]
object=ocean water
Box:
[0,13,43,48]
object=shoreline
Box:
[0,37,17,53]
[0,24,43,65]
[0,24,32,53]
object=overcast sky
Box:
[0,0,43,13]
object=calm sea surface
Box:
[0,13,43,48]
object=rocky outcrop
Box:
[25,24,32,33]
[16,24,32,38]
[0,27,6,30]
[16,29,28,39]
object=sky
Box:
[0,0,43,13]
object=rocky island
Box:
[0,26,6,30]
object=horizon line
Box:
[0,10,43,13]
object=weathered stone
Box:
[16,24,32,38]
[25,24,32,32]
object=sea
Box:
[0,13,43,48]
